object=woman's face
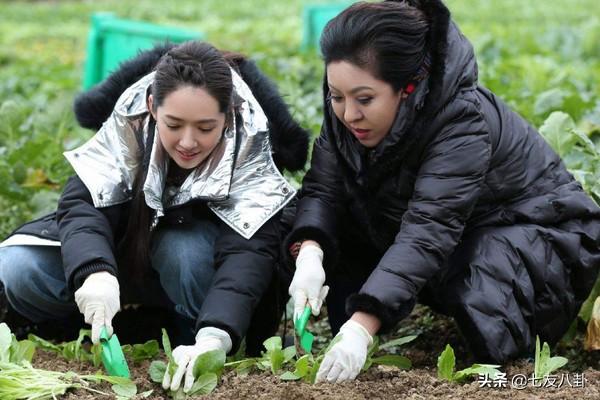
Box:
[326,61,403,148]
[149,86,226,170]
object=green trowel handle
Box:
[295,305,312,336]
[100,327,130,378]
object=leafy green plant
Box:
[0,324,36,365]
[276,334,416,383]
[149,329,225,398]
[121,339,160,363]
[0,323,138,399]
[363,335,416,371]
[533,336,568,380]
[437,344,502,383]
[28,329,102,367]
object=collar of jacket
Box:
[64,70,295,239]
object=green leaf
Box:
[0,323,12,362]
[188,372,218,396]
[283,346,296,363]
[263,336,282,352]
[280,371,301,380]
[544,356,568,375]
[269,349,285,374]
[9,339,36,363]
[161,329,177,377]
[232,358,258,376]
[192,349,226,379]
[379,335,418,350]
[454,364,502,382]
[139,390,154,398]
[112,381,137,398]
[149,360,167,384]
[371,355,412,370]
[534,88,568,116]
[539,111,578,156]
[126,340,160,363]
[294,354,311,377]
[161,329,173,359]
[27,334,61,352]
[437,344,455,381]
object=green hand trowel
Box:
[99,327,130,378]
[294,305,314,354]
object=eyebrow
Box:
[328,84,374,94]
[164,115,218,124]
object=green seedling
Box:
[533,336,568,381]
[28,329,103,367]
[1,323,137,399]
[121,339,160,363]
[437,344,501,383]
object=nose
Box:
[179,127,198,150]
[344,102,363,123]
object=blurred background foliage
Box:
[0,0,598,240]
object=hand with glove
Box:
[316,318,374,383]
[162,327,232,393]
[288,241,329,321]
[74,271,120,344]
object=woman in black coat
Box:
[0,41,307,392]
[285,0,600,383]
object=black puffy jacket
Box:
[286,5,600,345]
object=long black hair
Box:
[320,1,430,92]
[119,41,234,278]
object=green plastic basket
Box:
[301,3,351,51]
[83,13,204,89]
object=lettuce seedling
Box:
[533,336,568,381]
[437,344,501,383]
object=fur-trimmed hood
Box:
[73,43,309,172]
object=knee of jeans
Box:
[0,246,47,300]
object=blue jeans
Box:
[0,218,219,323]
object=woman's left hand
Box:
[316,319,373,383]
[162,327,232,392]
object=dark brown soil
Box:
[30,305,600,399]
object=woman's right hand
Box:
[74,271,120,344]
[288,241,329,321]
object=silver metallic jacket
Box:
[63,70,296,239]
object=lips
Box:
[177,150,200,160]
[351,127,371,140]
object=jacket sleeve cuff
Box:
[283,226,339,272]
[346,293,416,333]
[72,261,115,291]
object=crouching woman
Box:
[0,41,308,392]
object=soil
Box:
[30,305,600,399]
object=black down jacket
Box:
[9,46,308,353]
[285,1,600,362]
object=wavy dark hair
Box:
[320,1,430,92]
[119,41,235,278]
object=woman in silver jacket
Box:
[0,40,308,393]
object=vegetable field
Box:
[1,0,599,399]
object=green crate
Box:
[83,13,204,89]
[301,3,351,51]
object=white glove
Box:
[162,327,232,393]
[316,319,373,383]
[288,243,329,321]
[74,271,120,344]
